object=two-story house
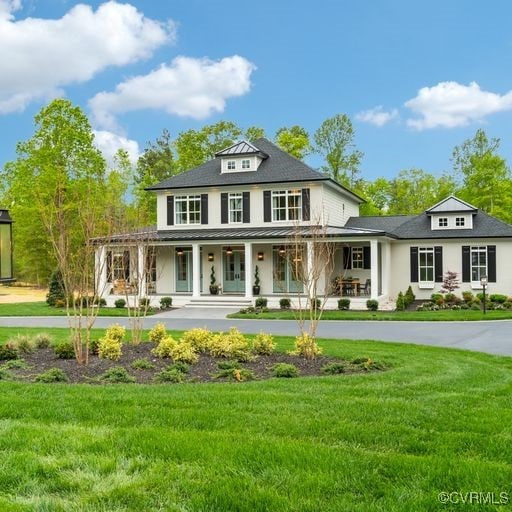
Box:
[94,138,512,308]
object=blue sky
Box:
[1,0,512,181]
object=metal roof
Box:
[425,195,478,213]
[214,140,267,157]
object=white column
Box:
[137,245,147,298]
[95,245,108,298]
[370,240,379,300]
[192,243,200,298]
[244,242,253,299]
[381,241,391,297]
[306,241,314,300]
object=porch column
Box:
[244,242,253,299]
[381,241,391,297]
[370,240,379,300]
[95,245,108,298]
[192,243,200,298]
[306,241,314,299]
[137,245,147,298]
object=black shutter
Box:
[363,246,371,269]
[343,246,352,270]
[221,193,228,224]
[487,245,496,283]
[302,188,310,221]
[243,192,250,223]
[434,246,443,282]
[200,194,208,224]
[462,246,470,282]
[263,190,271,222]
[123,250,130,280]
[410,246,418,283]
[166,196,174,226]
[106,251,112,282]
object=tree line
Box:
[2,99,512,285]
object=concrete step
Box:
[185,297,252,309]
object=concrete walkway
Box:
[0,308,511,357]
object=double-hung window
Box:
[175,195,201,225]
[272,190,302,221]
[227,160,236,170]
[419,247,434,285]
[241,159,250,169]
[471,246,487,283]
[228,193,243,224]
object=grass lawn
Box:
[229,308,512,321]
[0,327,511,510]
[0,301,156,317]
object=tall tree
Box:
[174,121,242,172]
[314,114,363,187]
[244,126,266,142]
[274,125,312,160]
[451,129,512,221]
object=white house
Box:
[94,138,512,308]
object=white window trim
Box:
[271,190,302,222]
[228,192,243,224]
[438,217,448,228]
[351,247,364,269]
[455,217,465,227]
[175,195,201,225]
[470,246,487,289]
[241,159,251,169]
[227,160,236,170]
[418,247,435,289]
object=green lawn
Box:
[229,308,512,321]
[0,301,155,317]
[0,327,510,510]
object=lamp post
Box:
[480,275,488,315]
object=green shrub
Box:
[476,292,484,302]
[279,298,291,310]
[114,298,126,308]
[35,368,68,383]
[180,328,212,353]
[46,269,65,307]
[352,357,386,371]
[131,358,155,370]
[89,338,100,355]
[33,333,52,349]
[366,299,378,311]
[98,335,122,361]
[154,367,185,383]
[444,293,456,303]
[490,294,507,303]
[139,297,150,308]
[54,299,66,308]
[0,368,11,380]
[217,360,240,370]
[34,368,67,383]
[337,298,350,310]
[255,297,267,308]
[54,341,75,359]
[503,301,512,310]
[215,367,254,381]
[171,342,198,364]
[100,366,135,384]
[209,328,252,361]
[291,333,321,360]
[405,286,415,306]
[160,296,173,309]
[1,359,29,370]
[271,363,299,378]
[310,298,321,311]
[151,335,178,358]
[149,323,168,344]
[431,293,443,302]
[470,303,482,311]
[395,292,406,311]
[321,362,346,374]
[9,334,34,354]
[105,324,126,342]
[462,291,474,303]
[98,298,107,307]
[251,332,275,355]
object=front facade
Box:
[95,139,512,308]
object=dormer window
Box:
[227,160,236,170]
[456,217,465,227]
[438,218,448,227]
[241,159,250,169]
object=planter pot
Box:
[252,285,260,295]
[209,286,219,295]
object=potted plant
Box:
[252,265,261,295]
[209,265,219,295]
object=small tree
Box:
[46,270,65,306]
[441,271,460,293]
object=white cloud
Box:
[93,130,140,167]
[89,55,255,130]
[0,1,175,114]
[405,81,512,130]
[356,106,398,126]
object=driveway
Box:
[0,308,511,357]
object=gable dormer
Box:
[216,140,269,173]
[426,196,477,230]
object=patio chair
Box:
[361,279,371,296]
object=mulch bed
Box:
[4,343,385,385]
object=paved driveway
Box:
[0,308,511,357]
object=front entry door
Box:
[223,249,245,293]
[176,249,192,292]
